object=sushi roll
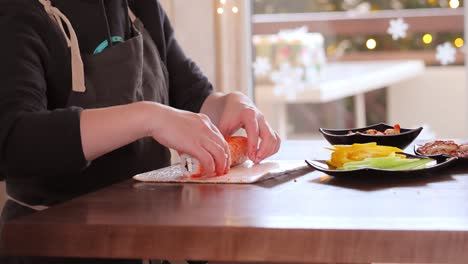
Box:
[182,136,248,178]
[180,153,205,178]
[226,136,248,167]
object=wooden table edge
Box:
[3,221,468,263]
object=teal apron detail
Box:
[93,36,125,54]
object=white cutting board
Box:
[133,160,308,184]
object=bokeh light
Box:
[449,0,460,8]
[422,34,433,44]
[454,37,464,48]
[366,39,377,50]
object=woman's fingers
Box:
[242,108,260,161]
[239,109,281,163]
[199,114,230,174]
[207,121,231,171]
[273,131,282,154]
[255,117,280,163]
[202,138,229,176]
[194,147,216,177]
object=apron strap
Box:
[36,1,139,92]
[6,194,49,211]
[37,0,86,93]
[128,7,137,23]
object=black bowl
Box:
[319,123,423,149]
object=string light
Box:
[366,38,377,50]
[449,0,460,8]
[422,34,433,44]
[454,37,464,48]
[218,1,240,15]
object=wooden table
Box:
[3,140,468,263]
[255,60,425,138]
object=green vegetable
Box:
[339,156,432,170]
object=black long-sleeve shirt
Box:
[0,0,213,204]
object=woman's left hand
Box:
[216,92,281,163]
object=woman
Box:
[0,0,280,263]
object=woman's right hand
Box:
[143,102,230,177]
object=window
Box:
[251,0,466,139]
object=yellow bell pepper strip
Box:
[326,142,405,168]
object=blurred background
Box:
[161,0,466,140]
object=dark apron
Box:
[55,14,172,202]
[4,1,171,208]
[1,2,171,263]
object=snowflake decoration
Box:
[270,63,304,101]
[301,48,312,66]
[253,57,271,77]
[387,18,409,40]
[436,42,457,65]
[278,26,308,42]
[342,0,360,10]
[350,2,371,14]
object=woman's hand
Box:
[202,92,281,163]
[144,102,230,177]
[80,101,229,176]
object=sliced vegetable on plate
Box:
[339,156,432,171]
[326,142,406,168]
[305,142,457,179]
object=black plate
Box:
[305,153,457,180]
[414,143,468,163]
[319,123,423,149]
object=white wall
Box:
[388,66,467,138]
[160,0,253,95]
[159,0,217,85]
